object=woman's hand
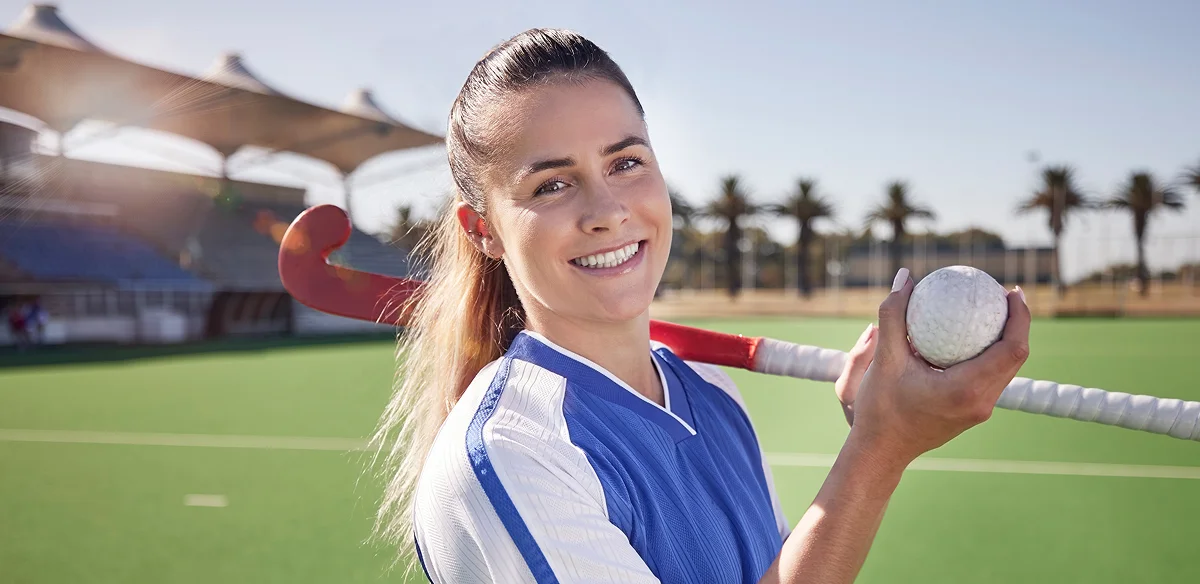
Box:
[835,323,878,427]
[760,268,1031,584]
[849,268,1031,467]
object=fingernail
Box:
[891,268,910,292]
[1015,286,1027,303]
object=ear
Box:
[455,202,504,259]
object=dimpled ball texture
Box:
[906,265,1009,368]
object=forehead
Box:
[480,78,647,180]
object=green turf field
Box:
[2,318,1199,583]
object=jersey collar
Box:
[508,330,698,442]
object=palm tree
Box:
[1105,171,1186,296]
[1184,159,1200,197]
[864,180,935,277]
[668,188,700,289]
[1185,160,1200,286]
[700,175,759,298]
[769,178,835,297]
[386,204,426,253]
[1016,165,1090,297]
[1180,159,1200,194]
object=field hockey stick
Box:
[278,204,1200,443]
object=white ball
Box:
[905,265,1009,368]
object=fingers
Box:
[849,322,878,362]
[876,268,914,365]
[951,286,1032,399]
[840,323,878,386]
[836,324,877,426]
[1001,286,1031,349]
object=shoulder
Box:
[416,356,584,506]
[684,359,745,403]
[412,354,657,583]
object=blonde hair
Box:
[367,192,521,566]
[366,28,645,569]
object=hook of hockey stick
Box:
[277,204,423,326]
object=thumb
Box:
[876,267,914,363]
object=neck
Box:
[525,310,664,407]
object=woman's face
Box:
[461,77,672,330]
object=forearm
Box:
[759,432,905,584]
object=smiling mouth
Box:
[571,241,644,269]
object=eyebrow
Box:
[517,135,649,182]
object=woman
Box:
[370,29,1030,584]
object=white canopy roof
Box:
[6,3,101,53]
[203,52,284,96]
[0,3,441,168]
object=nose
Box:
[578,181,630,234]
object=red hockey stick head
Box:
[277,204,424,325]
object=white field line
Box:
[2,429,1199,481]
[184,494,228,507]
[0,429,367,451]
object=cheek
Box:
[634,180,673,237]
[501,207,571,276]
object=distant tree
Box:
[769,178,835,297]
[1016,165,1091,297]
[1184,159,1200,197]
[700,175,760,299]
[864,180,935,277]
[1105,171,1186,296]
[385,204,428,254]
[936,227,1007,248]
[668,187,701,289]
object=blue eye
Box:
[614,157,643,172]
[535,180,568,196]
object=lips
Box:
[571,241,642,269]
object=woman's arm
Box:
[760,270,1031,584]
[757,431,903,584]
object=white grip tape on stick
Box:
[996,378,1200,441]
[755,338,848,384]
[752,338,1200,442]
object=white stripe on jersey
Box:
[414,357,661,584]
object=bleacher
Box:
[0,219,212,289]
[192,202,411,290]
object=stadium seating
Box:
[192,203,411,291]
[0,219,211,288]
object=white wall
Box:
[291,302,398,336]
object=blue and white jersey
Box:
[413,330,789,583]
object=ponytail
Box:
[367,190,523,566]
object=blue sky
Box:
[3,0,1199,280]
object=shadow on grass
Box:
[0,332,399,370]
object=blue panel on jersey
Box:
[505,333,784,583]
[465,355,560,584]
[658,351,697,432]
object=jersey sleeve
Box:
[413,358,661,584]
[684,359,792,542]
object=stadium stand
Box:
[0,218,210,287]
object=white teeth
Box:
[572,242,641,269]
